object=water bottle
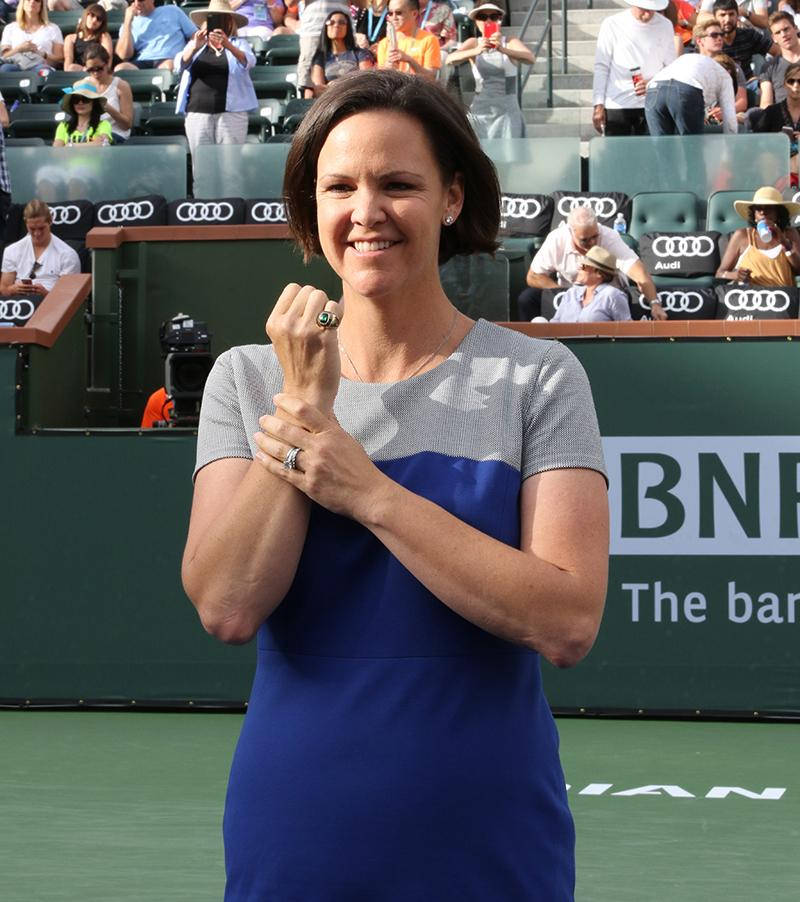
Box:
[613,212,627,235]
[254,0,267,20]
[756,219,771,243]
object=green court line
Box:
[1,713,797,901]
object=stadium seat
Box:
[244,36,268,64]
[707,190,750,234]
[141,102,186,136]
[250,65,297,101]
[115,70,174,103]
[8,104,64,141]
[126,135,189,151]
[264,34,301,66]
[628,192,699,241]
[258,98,285,138]
[281,98,314,133]
[0,72,44,104]
[48,11,81,37]
[38,71,84,104]
[106,11,124,39]
[481,138,581,194]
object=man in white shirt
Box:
[592,0,676,136]
[518,205,667,320]
[1,199,81,297]
[644,21,737,134]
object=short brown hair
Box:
[23,199,51,222]
[769,10,796,28]
[283,70,500,264]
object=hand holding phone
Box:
[483,20,499,40]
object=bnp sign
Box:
[605,437,800,555]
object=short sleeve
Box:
[1,23,15,49]
[356,48,374,65]
[530,230,559,274]
[193,350,253,480]
[521,341,606,482]
[54,122,69,143]
[2,242,19,274]
[422,34,441,69]
[49,24,64,43]
[311,49,325,68]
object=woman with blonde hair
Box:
[0,0,64,71]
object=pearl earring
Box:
[443,214,455,226]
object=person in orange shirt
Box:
[376,0,440,79]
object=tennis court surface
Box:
[2,712,797,901]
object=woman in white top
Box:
[446,2,533,138]
[0,0,64,71]
[80,45,134,143]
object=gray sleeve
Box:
[193,349,253,481]
[521,341,607,483]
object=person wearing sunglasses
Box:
[81,45,134,144]
[644,20,737,135]
[308,11,374,98]
[375,0,440,80]
[53,82,113,146]
[447,2,533,138]
[550,246,632,323]
[1,199,80,299]
[295,1,351,97]
[63,4,112,71]
[752,62,800,185]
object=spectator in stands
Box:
[592,0,676,136]
[752,63,800,183]
[758,12,800,110]
[296,1,350,97]
[308,10,374,97]
[716,187,800,285]
[376,0,440,80]
[354,0,389,52]
[447,2,533,138]
[549,247,632,323]
[1,199,80,297]
[671,0,697,54]
[0,91,9,228]
[175,0,257,175]
[63,4,113,71]
[53,82,113,145]
[416,0,456,53]
[81,45,134,144]
[518,205,667,320]
[0,0,64,71]
[233,0,292,40]
[777,0,800,31]
[644,20,737,134]
[698,0,768,30]
[116,0,197,71]
[713,0,776,90]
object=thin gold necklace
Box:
[340,307,459,383]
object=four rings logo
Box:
[250,201,286,223]
[0,299,36,321]
[551,291,566,310]
[639,291,705,313]
[96,201,155,225]
[175,201,235,223]
[651,236,715,257]
[724,289,791,313]
[48,204,82,226]
[500,196,542,220]
[556,196,618,219]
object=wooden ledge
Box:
[502,320,800,339]
[0,274,92,348]
[86,224,294,249]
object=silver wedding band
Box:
[282,446,301,470]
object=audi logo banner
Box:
[497,193,553,238]
[93,194,167,228]
[630,286,717,321]
[639,231,720,278]
[0,295,43,327]
[549,191,630,229]
[245,198,288,225]
[167,197,246,227]
[715,284,800,320]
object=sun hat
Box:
[189,0,248,29]
[580,245,617,276]
[468,3,505,21]
[60,82,108,113]
[622,0,669,11]
[733,186,800,220]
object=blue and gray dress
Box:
[194,318,606,901]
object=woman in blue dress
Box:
[183,69,609,901]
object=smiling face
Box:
[315,109,463,304]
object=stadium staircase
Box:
[507,0,623,140]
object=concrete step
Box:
[530,55,596,74]
[525,72,594,90]
[524,87,596,106]
[513,8,621,25]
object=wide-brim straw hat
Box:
[190,0,248,28]
[622,0,668,10]
[733,186,800,219]
[581,245,617,275]
[468,3,506,21]
[60,82,108,113]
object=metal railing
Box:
[517,0,569,108]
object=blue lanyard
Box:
[366,6,387,43]
[420,0,433,30]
